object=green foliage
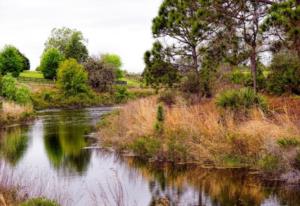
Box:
[101,53,123,79]
[158,89,176,106]
[17,50,30,71]
[131,136,161,158]
[20,71,44,79]
[180,72,200,94]
[15,86,31,105]
[167,136,188,162]
[277,137,300,148]
[83,56,116,92]
[0,45,24,77]
[1,74,17,100]
[40,48,64,80]
[154,104,165,133]
[258,155,280,173]
[44,27,88,63]
[143,42,180,89]
[267,51,300,94]
[20,198,60,206]
[216,88,267,111]
[114,86,129,103]
[57,59,89,96]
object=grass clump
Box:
[277,137,300,148]
[158,89,176,106]
[130,136,161,159]
[216,88,267,111]
[19,198,60,206]
[258,155,280,173]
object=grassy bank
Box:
[98,96,300,182]
[0,101,34,127]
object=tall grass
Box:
[98,97,300,174]
[0,101,33,125]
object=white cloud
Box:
[0,0,162,72]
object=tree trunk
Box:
[250,48,257,93]
[191,47,199,77]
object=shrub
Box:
[114,86,129,103]
[15,86,31,105]
[216,88,267,111]
[83,57,116,92]
[267,51,300,94]
[1,74,17,100]
[57,59,89,96]
[158,89,176,106]
[40,48,64,80]
[130,136,161,158]
[20,198,60,206]
[277,137,300,148]
[0,45,24,77]
[154,104,164,133]
[258,154,280,172]
[180,72,200,94]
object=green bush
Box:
[114,86,129,103]
[267,51,300,94]
[57,59,89,96]
[154,104,165,133]
[131,136,161,158]
[15,86,31,105]
[258,154,280,172]
[180,72,200,94]
[40,48,64,80]
[158,89,176,106]
[1,74,17,100]
[20,198,60,206]
[277,137,300,148]
[0,45,24,77]
[216,88,267,111]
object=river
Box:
[0,108,299,206]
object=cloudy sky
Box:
[0,0,162,73]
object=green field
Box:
[20,71,44,79]
[120,77,141,88]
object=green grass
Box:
[20,71,44,79]
[120,77,141,88]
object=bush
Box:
[1,74,17,100]
[277,137,300,148]
[267,51,300,94]
[0,45,24,77]
[114,86,129,103]
[158,89,176,106]
[258,154,280,172]
[154,104,164,134]
[15,86,31,105]
[57,59,89,96]
[40,48,64,80]
[83,57,116,92]
[216,88,267,111]
[181,72,200,94]
[20,198,60,206]
[130,136,161,158]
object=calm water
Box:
[0,108,299,206]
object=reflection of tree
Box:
[43,110,92,174]
[0,127,29,166]
[124,158,300,206]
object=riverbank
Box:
[0,101,34,128]
[97,96,300,183]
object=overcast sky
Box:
[0,0,162,73]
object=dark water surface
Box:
[0,108,299,206]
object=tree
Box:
[101,54,124,79]
[263,0,300,56]
[143,42,179,89]
[45,27,88,63]
[210,0,274,93]
[0,45,24,77]
[57,59,89,96]
[83,56,116,92]
[40,48,64,80]
[151,0,217,77]
[16,50,30,71]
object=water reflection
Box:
[0,127,29,166]
[43,110,92,174]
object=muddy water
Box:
[0,108,299,206]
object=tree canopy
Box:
[40,48,64,80]
[0,45,24,77]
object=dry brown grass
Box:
[0,101,33,126]
[98,96,300,171]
